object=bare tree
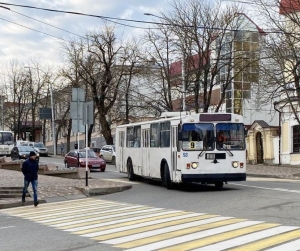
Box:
[2,61,31,141]
[144,0,261,114]
[255,0,300,124]
[62,24,134,145]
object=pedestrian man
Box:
[21,151,39,207]
[74,143,78,149]
[60,142,64,155]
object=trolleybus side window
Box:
[133,126,141,148]
[127,126,141,148]
[119,131,125,147]
[160,122,170,148]
[150,123,160,147]
[127,127,134,147]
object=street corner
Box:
[76,183,132,197]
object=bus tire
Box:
[127,160,136,181]
[163,163,173,190]
[215,182,224,189]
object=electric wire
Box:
[0,1,297,34]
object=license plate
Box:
[92,165,100,167]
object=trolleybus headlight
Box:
[232,161,239,168]
[191,162,198,169]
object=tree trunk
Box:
[88,124,94,147]
[99,114,113,145]
[66,119,72,153]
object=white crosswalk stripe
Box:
[2,198,300,251]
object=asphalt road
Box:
[1,156,300,250]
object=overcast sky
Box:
[0,0,173,72]
[0,0,262,76]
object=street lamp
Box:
[24,67,56,156]
[144,13,186,111]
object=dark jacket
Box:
[22,158,39,181]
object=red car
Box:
[64,149,106,172]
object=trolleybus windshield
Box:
[181,123,214,151]
[216,123,245,150]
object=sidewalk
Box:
[1,163,300,209]
[0,168,131,209]
[247,164,300,180]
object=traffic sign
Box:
[70,101,84,119]
[72,119,85,133]
[39,108,52,120]
[72,88,85,102]
[83,101,94,125]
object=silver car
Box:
[100,145,116,165]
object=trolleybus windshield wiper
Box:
[223,144,234,156]
[198,150,205,158]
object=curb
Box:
[0,199,47,210]
[77,184,132,196]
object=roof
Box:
[251,120,270,128]
[169,53,209,77]
[237,13,266,35]
[279,0,300,14]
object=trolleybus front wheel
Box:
[127,160,136,181]
[215,182,224,189]
[163,163,173,190]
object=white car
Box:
[100,145,116,165]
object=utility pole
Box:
[1,95,4,130]
[50,84,57,156]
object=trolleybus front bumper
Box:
[182,173,246,183]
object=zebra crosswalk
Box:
[2,198,300,250]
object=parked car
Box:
[64,149,106,172]
[100,145,116,165]
[33,142,48,157]
[10,146,40,162]
[90,147,101,157]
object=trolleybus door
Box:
[171,126,178,180]
[142,129,150,177]
[118,131,125,172]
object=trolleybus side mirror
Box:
[178,124,182,140]
[244,128,248,138]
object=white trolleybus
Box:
[0,131,14,156]
[116,112,246,189]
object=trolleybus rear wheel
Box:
[127,160,136,181]
[163,163,173,190]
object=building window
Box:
[293,125,300,153]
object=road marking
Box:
[69,212,195,233]
[88,214,216,239]
[192,226,299,251]
[246,177,300,182]
[159,223,278,251]
[231,182,300,193]
[2,198,300,250]
[103,218,241,247]
[266,239,300,251]
[229,229,300,251]
[0,226,15,230]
